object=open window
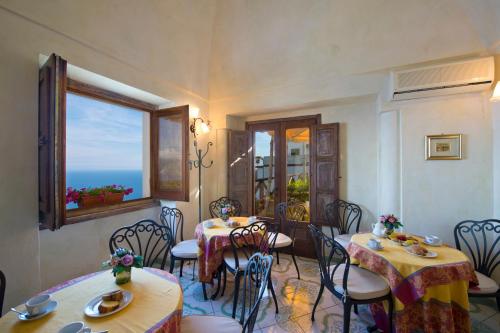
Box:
[39,53,190,230]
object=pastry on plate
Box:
[98,300,121,313]
[102,290,123,302]
[408,244,428,256]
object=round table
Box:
[0,267,183,333]
[195,216,254,283]
[347,233,478,333]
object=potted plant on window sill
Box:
[66,185,133,209]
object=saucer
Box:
[18,300,58,321]
[367,245,384,251]
[423,239,442,247]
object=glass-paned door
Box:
[254,130,276,217]
[285,128,310,221]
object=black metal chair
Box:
[181,253,273,333]
[221,221,279,319]
[209,196,243,218]
[309,224,393,333]
[160,207,198,278]
[273,202,305,279]
[109,219,173,270]
[0,270,5,318]
[454,219,500,310]
[325,199,362,249]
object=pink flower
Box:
[388,216,396,223]
[121,254,134,267]
[110,256,120,267]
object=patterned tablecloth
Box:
[347,233,478,333]
[0,267,183,333]
[195,216,254,283]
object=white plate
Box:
[404,247,438,258]
[367,245,384,251]
[423,240,443,247]
[84,290,133,318]
[18,300,58,321]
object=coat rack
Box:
[189,117,213,223]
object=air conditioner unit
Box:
[390,57,494,101]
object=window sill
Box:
[64,198,159,225]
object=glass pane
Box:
[66,93,146,210]
[254,131,276,217]
[158,114,183,191]
[286,128,310,221]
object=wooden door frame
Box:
[246,114,321,218]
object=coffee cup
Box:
[25,294,51,316]
[204,220,214,228]
[367,238,382,250]
[58,322,91,333]
[248,216,257,223]
[425,235,440,244]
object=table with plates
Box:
[195,216,259,283]
[347,233,478,333]
[0,267,183,333]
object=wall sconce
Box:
[190,117,211,139]
[491,82,500,102]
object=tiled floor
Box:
[172,254,499,333]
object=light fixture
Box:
[189,117,211,139]
[491,82,500,102]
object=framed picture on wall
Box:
[425,134,462,160]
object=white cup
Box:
[425,235,440,244]
[25,294,51,316]
[58,322,91,333]
[248,216,257,223]
[367,238,382,250]
[204,220,214,228]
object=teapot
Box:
[372,222,385,237]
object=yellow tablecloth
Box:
[347,233,477,333]
[0,268,183,333]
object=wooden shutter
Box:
[311,123,339,225]
[151,105,189,201]
[228,130,252,215]
[38,54,67,230]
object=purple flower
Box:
[121,254,134,267]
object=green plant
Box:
[287,177,309,202]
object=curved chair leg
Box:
[311,281,324,321]
[388,296,394,333]
[353,304,358,314]
[211,266,223,300]
[496,295,500,312]
[232,272,241,319]
[343,302,352,333]
[276,251,280,265]
[268,276,279,314]
[202,282,208,301]
[169,256,175,274]
[221,265,227,297]
[192,260,196,281]
[179,260,184,277]
[290,248,300,280]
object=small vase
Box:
[385,225,395,236]
[115,268,131,285]
[221,214,229,222]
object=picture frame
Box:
[425,134,462,160]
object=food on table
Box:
[102,290,123,302]
[408,244,429,256]
[98,290,123,313]
[389,233,419,245]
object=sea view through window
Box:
[65,93,147,210]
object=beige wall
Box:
[0,0,216,311]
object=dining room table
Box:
[195,216,260,284]
[347,233,478,333]
[0,267,183,333]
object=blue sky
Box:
[66,93,144,171]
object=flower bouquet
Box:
[103,248,143,285]
[220,203,234,222]
[66,185,133,209]
[379,214,403,236]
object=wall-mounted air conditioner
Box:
[390,57,494,101]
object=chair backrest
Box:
[276,202,306,240]
[209,196,242,218]
[240,253,273,333]
[229,222,277,270]
[109,219,173,270]
[325,199,362,235]
[308,224,351,297]
[160,206,184,244]
[454,219,500,277]
[0,270,5,318]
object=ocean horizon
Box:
[66,170,144,209]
